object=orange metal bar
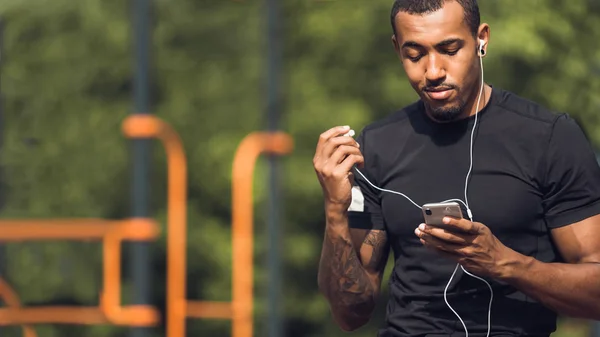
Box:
[185,301,232,319]
[0,307,106,325]
[230,132,293,337]
[0,278,37,336]
[100,228,160,326]
[0,218,157,241]
[0,218,160,326]
[123,115,188,337]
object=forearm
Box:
[501,253,600,319]
[317,210,376,329]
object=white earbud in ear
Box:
[479,39,486,57]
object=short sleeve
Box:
[347,130,386,230]
[542,114,600,228]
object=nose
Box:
[425,54,446,84]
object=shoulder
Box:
[492,87,567,128]
[493,87,590,148]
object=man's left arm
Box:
[416,114,600,320]
[498,215,600,320]
[500,114,600,319]
[415,214,600,320]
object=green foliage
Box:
[0,0,598,336]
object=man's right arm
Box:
[318,205,390,331]
[313,125,390,331]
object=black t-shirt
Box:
[348,86,600,337]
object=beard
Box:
[424,92,467,122]
[429,101,465,122]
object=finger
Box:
[417,223,474,245]
[328,145,362,166]
[442,216,480,234]
[316,126,351,151]
[415,226,465,253]
[315,126,351,164]
[314,132,358,168]
[336,154,365,175]
[320,133,360,160]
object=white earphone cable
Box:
[450,52,493,337]
[350,44,492,337]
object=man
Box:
[313,0,600,336]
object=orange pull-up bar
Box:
[124,115,294,337]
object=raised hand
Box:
[313,125,364,210]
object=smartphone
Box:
[422,202,463,226]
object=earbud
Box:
[479,39,486,57]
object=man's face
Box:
[392,1,483,122]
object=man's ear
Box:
[392,34,401,58]
[477,23,490,57]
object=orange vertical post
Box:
[230,132,293,337]
[122,115,188,337]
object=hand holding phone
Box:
[422,202,463,227]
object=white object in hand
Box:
[343,129,355,137]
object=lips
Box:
[425,88,454,100]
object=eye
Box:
[406,54,424,62]
[443,48,460,56]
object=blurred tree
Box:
[0,0,596,337]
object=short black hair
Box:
[390,0,480,38]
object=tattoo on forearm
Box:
[319,230,389,319]
[335,239,370,295]
[363,231,385,247]
[321,234,373,312]
[363,231,389,271]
